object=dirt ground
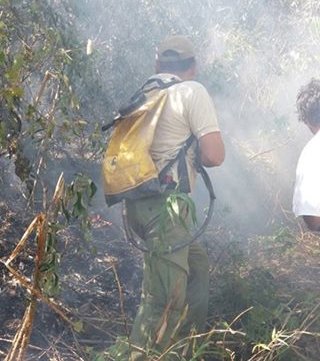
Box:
[1,196,320,360]
[0,200,143,360]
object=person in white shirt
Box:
[293,78,320,231]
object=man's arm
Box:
[302,215,320,232]
[199,131,225,167]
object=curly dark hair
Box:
[296,78,320,126]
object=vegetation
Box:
[1,0,320,360]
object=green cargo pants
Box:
[109,194,209,360]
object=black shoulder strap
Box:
[102,77,181,131]
[118,77,181,117]
[158,135,195,184]
[141,77,181,93]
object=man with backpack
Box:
[108,35,225,360]
[293,78,320,232]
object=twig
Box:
[222,306,253,348]
[5,216,38,266]
[4,215,47,361]
[155,327,246,361]
[248,139,291,161]
[111,262,129,337]
[76,339,110,345]
[33,71,53,107]
[2,261,74,326]
[0,338,42,351]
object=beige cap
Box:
[156,35,195,62]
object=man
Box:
[293,78,320,231]
[109,35,225,360]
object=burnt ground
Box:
[1,196,320,360]
[0,199,143,360]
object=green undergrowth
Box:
[204,226,320,360]
[90,226,320,361]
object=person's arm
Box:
[302,215,320,232]
[199,131,225,167]
[186,82,225,167]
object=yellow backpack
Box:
[102,78,216,252]
[102,78,188,206]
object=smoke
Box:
[29,0,320,239]
[3,2,320,357]
[192,1,320,237]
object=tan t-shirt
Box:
[148,73,220,190]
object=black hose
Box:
[122,166,215,253]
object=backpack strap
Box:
[158,135,195,193]
[102,77,181,130]
[142,77,181,93]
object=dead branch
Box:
[33,71,54,107]
[4,215,46,361]
[111,262,129,337]
[2,174,80,360]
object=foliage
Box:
[39,173,96,297]
[205,227,320,360]
[160,192,197,236]
[0,0,105,198]
[1,0,320,360]
[1,0,320,192]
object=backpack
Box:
[101,77,193,206]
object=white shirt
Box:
[293,130,320,217]
[148,73,220,190]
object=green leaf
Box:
[61,200,71,223]
[73,320,84,333]
[89,180,97,198]
[39,272,59,296]
[39,252,56,272]
[72,191,87,217]
[158,192,198,241]
[252,343,271,352]
[26,104,37,118]
[0,51,5,65]
[93,355,105,361]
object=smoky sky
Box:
[73,0,320,238]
